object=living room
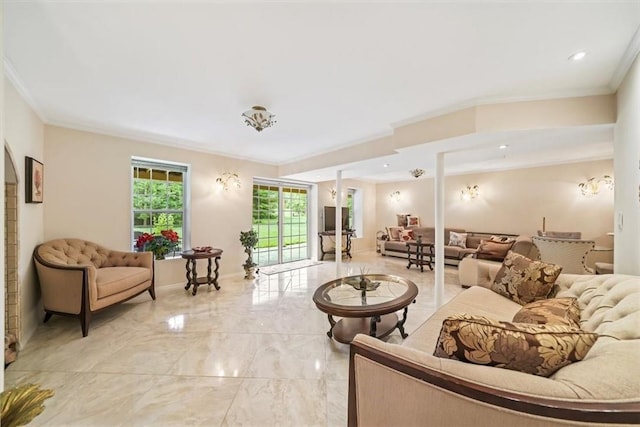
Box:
[2,2,639,425]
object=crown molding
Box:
[390,88,614,130]
[45,118,281,166]
[610,24,640,90]
[3,58,49,123]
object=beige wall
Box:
[4,79,45,347]
[614,53,640,275]
[316,179,377,254]
[44,125,278,285]
[376,159,614,246]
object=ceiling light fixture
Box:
[242,106,276,132]
[499,144,508,149]
[568,51,587,61]
[409,168,425,178]
[383,163,389,168]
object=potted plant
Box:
[136,229,180,260]
[239,229,258,279]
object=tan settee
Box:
[349,273,640,425]
[34,239,155,337]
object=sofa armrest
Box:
[348,335,640,426]
[105,250,153,269]
[34,258,96,315]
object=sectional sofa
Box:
[348,271,640,425]
[380,226,534,266]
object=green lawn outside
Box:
[254,218,307,249]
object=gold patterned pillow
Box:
[491,251,562,305]
[512,298,581,328]
[433,314,598,377]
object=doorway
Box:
[4,146,19,365]
[252,181,310,266]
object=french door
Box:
[252,181,309,266]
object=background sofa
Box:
[381,227,531,266]
[348,272,640,425]
[34,238,155,336]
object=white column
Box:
[335,170,343,277]
[434,152,445,308]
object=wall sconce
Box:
[390,190,401,201]
[216,172,241,191]
[460,185,479,201]
[330,188,337,199]
[409,168,425,178]
[578,175,614,197]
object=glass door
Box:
[253,181,309,266]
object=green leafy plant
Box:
[239,229,258,268]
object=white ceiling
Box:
[4,1,640,182]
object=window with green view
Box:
[131,158,189,254]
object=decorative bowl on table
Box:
[192,246,213,253]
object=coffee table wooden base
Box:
[329,314,399,344]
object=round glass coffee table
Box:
[313,274,418,343]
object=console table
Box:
[181,248,223,296]
[406,241,434,272]
[318,231,354,260]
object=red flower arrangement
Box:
[136,229,180,260]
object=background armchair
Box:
[532,236,595,274]
[34,238,155,336]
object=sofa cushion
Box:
[512,297,580,327]
[476,240,514,261]
[491,252,562,305]
[387,226,404,241]
[96,267,152,299]
[448,231,468,248]
[433,314,598,377]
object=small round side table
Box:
[180,248,223,296]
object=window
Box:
[346,187,363,237]
[131,158,189,254]
[347,188,355,231]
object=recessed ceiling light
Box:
[499,144,508,149]
[383,163,389,168]
[568,51,587,61]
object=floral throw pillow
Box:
[512,297,581,328]
[407,215,420,226]
[396,214,410,227]
[387,226,404,241]
[400,229,415,241]
[448,231,468,248]
[433,314,598,377]
[491,251,562,305]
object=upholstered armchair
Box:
[532,236,595,274]
[34,239,155,336]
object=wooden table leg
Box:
[190,259,199,296]
[212,256,221,290]
[184,259,192,291]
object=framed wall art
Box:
[25,156,44,203]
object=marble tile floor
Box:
[5,251,463,426]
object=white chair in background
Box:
[532,236,595,275]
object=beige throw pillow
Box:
[512,298,581,328]
[400,229,414,241]
[491,251,562,305]
[475,240,514,261]
[433,314,598,377]
[448,231,468,248]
